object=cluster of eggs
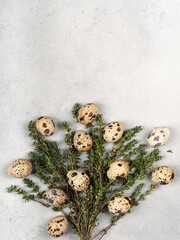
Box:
[74,103,124,153]
[6,103,174,237]
[146,127,174,185]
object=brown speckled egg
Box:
[67,170,90,191]
[73,130,92,152]
[43,189,66,207]
[151,166,174,185]
[147,127,170,148]
[35,116,55,136]
[103,122,123,143]
[107,160,129,180]
[77,103,98,125]
[7,159,32,178]
[108,196,132,216]
[47,215,68,237]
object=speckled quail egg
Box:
[67,170,90,191]
[47,215,68,238]
[43,189,66,207]
[35,116,55,136]
[103,122,123,143]
[151,166,174,185]
[77,103,98,125]
[7,159,32,178]
[147,127,170,148]
[107,160,129,180]
[73,130,92,152]
[108,196,132,216]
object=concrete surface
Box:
[0,0,180,240]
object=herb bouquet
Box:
[7,103,174,240]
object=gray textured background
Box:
[0,0,180,240]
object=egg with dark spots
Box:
[67,170,90,191]
[77,103,98,125]
[35,116,55,136]
[43,189,66,207]
[47,215,68,237]
[103,122,123,143]
[147,127,170,148]
[107,160,129,180]
[73,130,92,152]
[108,196,132,216]
[151,166,174,184]
[7,159,32,178]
